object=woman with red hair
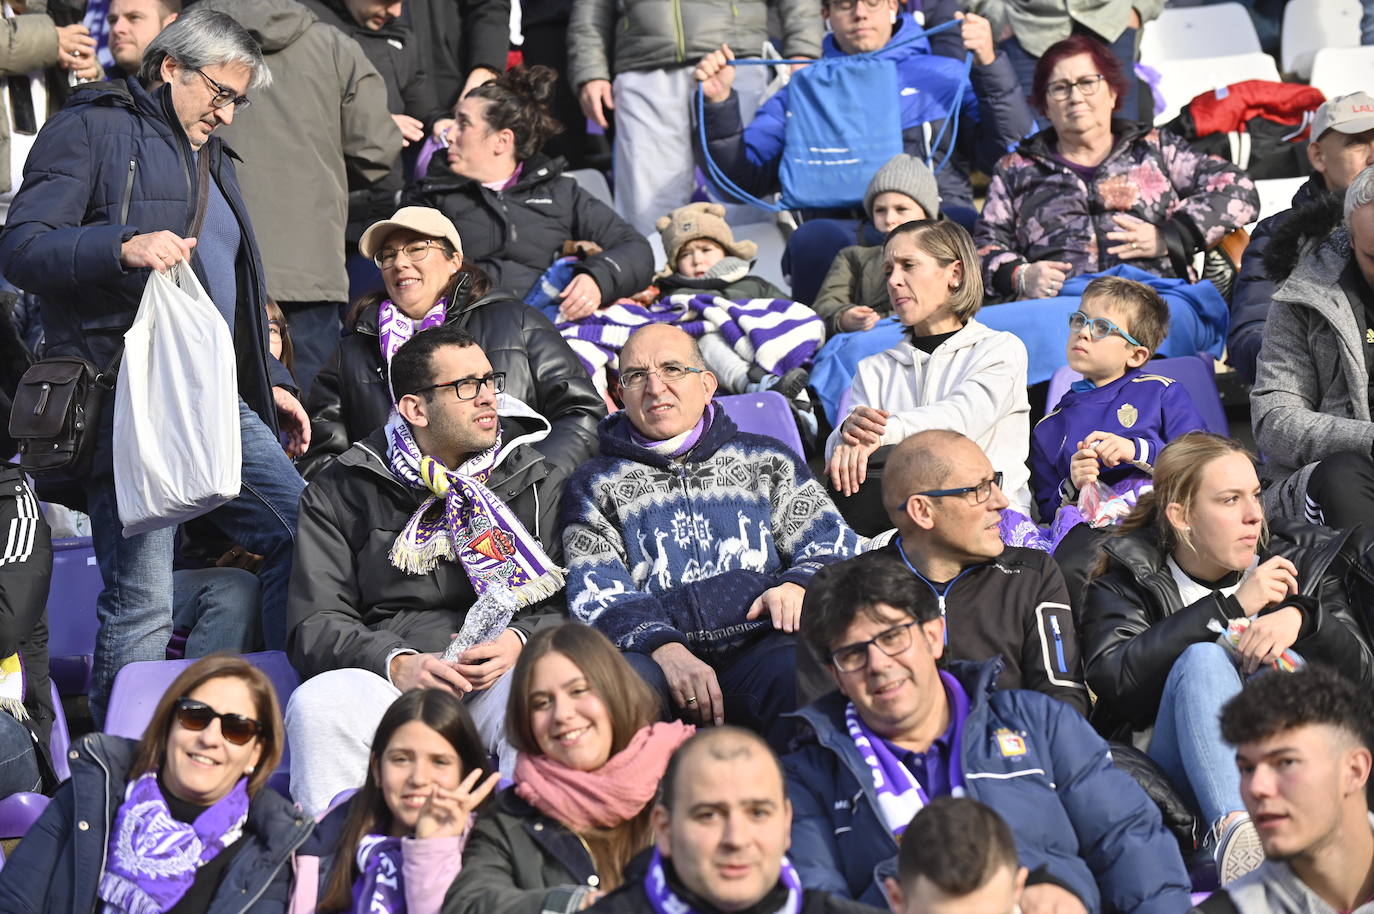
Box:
[973,35,1258,302]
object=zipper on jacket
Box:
[671,0,686,62]
[119,159,137,225]
[232,818,314,914]
[1049,614,1068,674]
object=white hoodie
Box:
[825,318,1033,515]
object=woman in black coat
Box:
[302,205,605,480]
[1082,432,1374,884]
[403,65,652,321]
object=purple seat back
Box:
[49,680,70,782]
[47,537,101,695]
[104,651,301,774]
[715,392,805,461]
[1045,354,1229,436]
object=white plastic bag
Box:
[114,264,241,537]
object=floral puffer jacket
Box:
[974,120,1258,299]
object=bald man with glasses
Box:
[797,429,1088,714]
[561,324,863,754]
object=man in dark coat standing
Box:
[0,8,310,722]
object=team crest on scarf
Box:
[385,413,563,606]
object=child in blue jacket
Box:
[1030,276,1206,547]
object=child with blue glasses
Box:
[1030,277,1206,553]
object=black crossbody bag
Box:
[8,149,212,479]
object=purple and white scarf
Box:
[385,413,563,605]
[844,670,969,837]
[629,403,715,458]
[644,847,803,914]
[97,771,249,914]
[350,834,406,914]
[378,298,447,367]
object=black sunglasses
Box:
[174,698,264,746]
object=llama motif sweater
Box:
[560,410,861,658]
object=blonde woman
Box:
[1083,433,1374,884]
[824,219,1031,535]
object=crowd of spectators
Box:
[0,0,1372,913]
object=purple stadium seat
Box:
[1044,354,1230,437]
[715,392,805,461]
[104,651,301,790]
[0,681,74,840]
[47,537,102,695]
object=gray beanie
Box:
[862,154,941,223]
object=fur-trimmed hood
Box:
[1262,189,1345,282]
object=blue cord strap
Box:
[695,18,972,210]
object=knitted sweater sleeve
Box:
[560,466,688,654]
[765,446,862,585]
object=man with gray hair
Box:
[1252,163,1374,529]
[0,7,310,722]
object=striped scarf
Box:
[0,482,40,720]
[385,413,562,607]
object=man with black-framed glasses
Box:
[784,549,1191,914]
[562,323,862,754]
[799,428,1088,716]
[284,325,567,814]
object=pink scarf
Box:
[514,721,694,831]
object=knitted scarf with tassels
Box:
[385,413,563,606]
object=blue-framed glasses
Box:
[1068,311,1141,346]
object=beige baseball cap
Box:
[358,206,463,260]
[1313,92,1374,141]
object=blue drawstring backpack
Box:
[696,19,968,212]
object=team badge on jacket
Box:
[1117,403,1138,429]
[995,728,1027,757]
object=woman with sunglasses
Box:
[289,689,500,913]
[0,654,311,913]
[973,35,1257,302]
[823,219,1034,537]
[301,204,605,481]
[446,623,692,914]
[1082,433,1374,884]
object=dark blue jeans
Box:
[0,711,41,798]
[84,399,304,724]
[624,631,798,754]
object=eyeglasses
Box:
[1067,311,1142,346]
[619,363,706,389]
[420,372,506,400]
[829,621,921,673]
[825,0,885,11]
[174,698,264,746]
[195,68,251,112]
[374,240,445,269]
[1045,74,1107,102]
[913,471,1004,506]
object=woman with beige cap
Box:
[299,205,605,480]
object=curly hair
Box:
[1221,666,1374,750]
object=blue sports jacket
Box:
[697,14,1033,212]
[782,658,1191,913]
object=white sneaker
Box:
[1214,813,1265,884]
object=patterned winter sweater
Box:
[560,410,862,658]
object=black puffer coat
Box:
[403,154,653,302]
[1083,519,1374,737]
[302,288,605,480]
